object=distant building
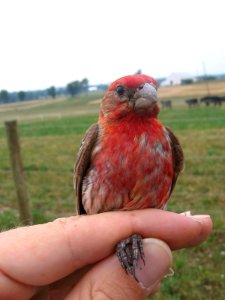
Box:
[88,86,98,92]
[160,73,197,86]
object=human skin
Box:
[0,209,212,300]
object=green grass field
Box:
[0,83,225,299]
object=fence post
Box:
[5,120,32,225]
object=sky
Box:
[0,0,225,91]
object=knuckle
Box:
[90,277,144,300]
[92,288,114,300]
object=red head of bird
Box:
[100,74,160,123]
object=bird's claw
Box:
[116,234,145,281]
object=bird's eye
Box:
[116,85,125,96]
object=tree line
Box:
[0,78,108,104]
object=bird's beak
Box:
[132,83,158,111]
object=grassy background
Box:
[0,80,225,299]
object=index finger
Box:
[0,209,212,287]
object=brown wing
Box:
[74,123,99,215]
[166,127,184,195]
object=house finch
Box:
[74,74,184,279]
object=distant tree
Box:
[18,91,26,101]
[81,78,89,92]
[67,78,90,97]
[10,92,18,103]
[0,90,9,103]
[47,86,56,99]
[26,91,36,100]
[67,80,81,97]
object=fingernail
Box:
[135,238,173,290]
[180,212,211,223]
[180,211,192,216]
[190,215,211,221]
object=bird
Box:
[74,74,184,280]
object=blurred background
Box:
[0,0,224,299]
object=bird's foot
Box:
[116,234,145,281]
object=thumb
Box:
[66,238,173,300]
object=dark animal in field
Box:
[161,100,172,109]
[200,96,222,106]
[185,98,198,108]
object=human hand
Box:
[0,209,212,300]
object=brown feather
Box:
[165,126,184,195]
[74,123,99,214]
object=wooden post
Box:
[5,120,32,225]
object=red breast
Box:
[82,114,173,214]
